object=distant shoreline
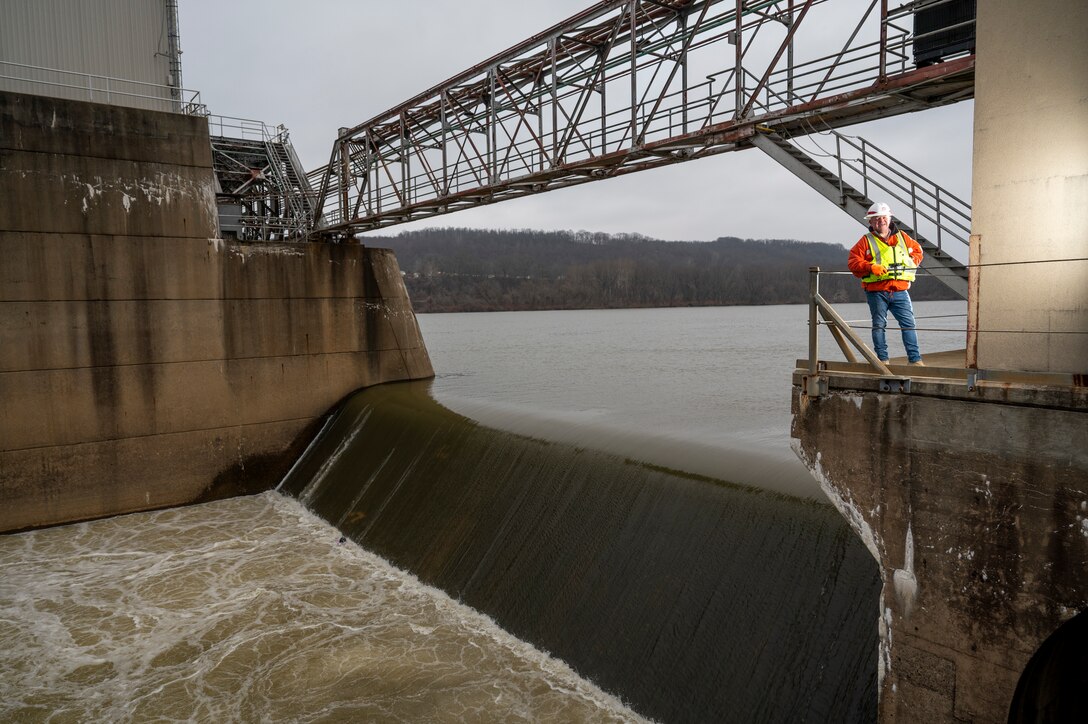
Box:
[368,226,959,314]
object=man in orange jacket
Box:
[847,202,925,366]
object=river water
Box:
[1,301,966,723]
[420,302,967,498]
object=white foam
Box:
[0,493,649,723]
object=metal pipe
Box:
[441,92,449,195]
[489,67,497,184]
[338,139,350,222]
[551,38,558,167]
[809,266,819,376]
[879,0,888,83]
[734,0,743,117]
[681,9,689,134]
[164,0,183,102]
[787,0,795,102]
[630,0,638,146]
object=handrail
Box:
[209,118,318,241]
[207,115,288,143]
[0,60,206,115]
[261,136,316,230]
[803,260,1088,397]
[792,126,971,258]
[808,266,893,379]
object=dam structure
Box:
[792,3,1088,723]
[0,3,433,532]
[2,1,1086,723]
[300,2,1086,719]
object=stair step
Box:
[760,128,971,293]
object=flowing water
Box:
[1,301,968,722]
[0,494,643,722]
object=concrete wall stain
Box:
[1,90,434,532]
[793,383,1087,722]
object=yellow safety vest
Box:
[861,232,918,283]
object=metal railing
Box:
[0,60,206,115]
[789,125,971,258]
[804,259,1088,396]
[208,115,319,241]
[207,115,288,143]
[807,266,896,386]
[804,264,971,396]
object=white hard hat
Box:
[865,202,893,219]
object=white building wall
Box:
[971,0,1088,373]
[0,0,176,111]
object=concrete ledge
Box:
[0,91,213,167]
[0,417,321,532]
[793,363,1088,412]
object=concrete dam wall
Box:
[0,91,433,532]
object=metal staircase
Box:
[751,127,969,299]
[208,116,317,241]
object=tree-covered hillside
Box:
[364,227,958,313]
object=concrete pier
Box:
[0,91,433,532]
[792,364,1087,722]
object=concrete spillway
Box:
[280,381,882,723]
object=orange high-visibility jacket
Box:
[848,229,924,292]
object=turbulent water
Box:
[0,493,645,722]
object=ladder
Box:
[751,127,970,299]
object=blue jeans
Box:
[865,290,921,363]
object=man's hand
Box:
[871,263,887,276]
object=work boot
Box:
[910,360,926,366]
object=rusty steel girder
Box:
[310,0,975,238]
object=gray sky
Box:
[178,0,974,247]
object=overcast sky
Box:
[178,0,974,247]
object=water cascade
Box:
[281,381,881,722]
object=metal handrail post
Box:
[835,134,844,203]
[935,187,943,251]
[734,0,744,118]
[861,138,870,199]
[809,266,819,375]
[878,0,888,83]
[911,180,919,231]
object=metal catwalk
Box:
[310,0,975,237]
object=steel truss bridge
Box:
[308,0,976,295]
